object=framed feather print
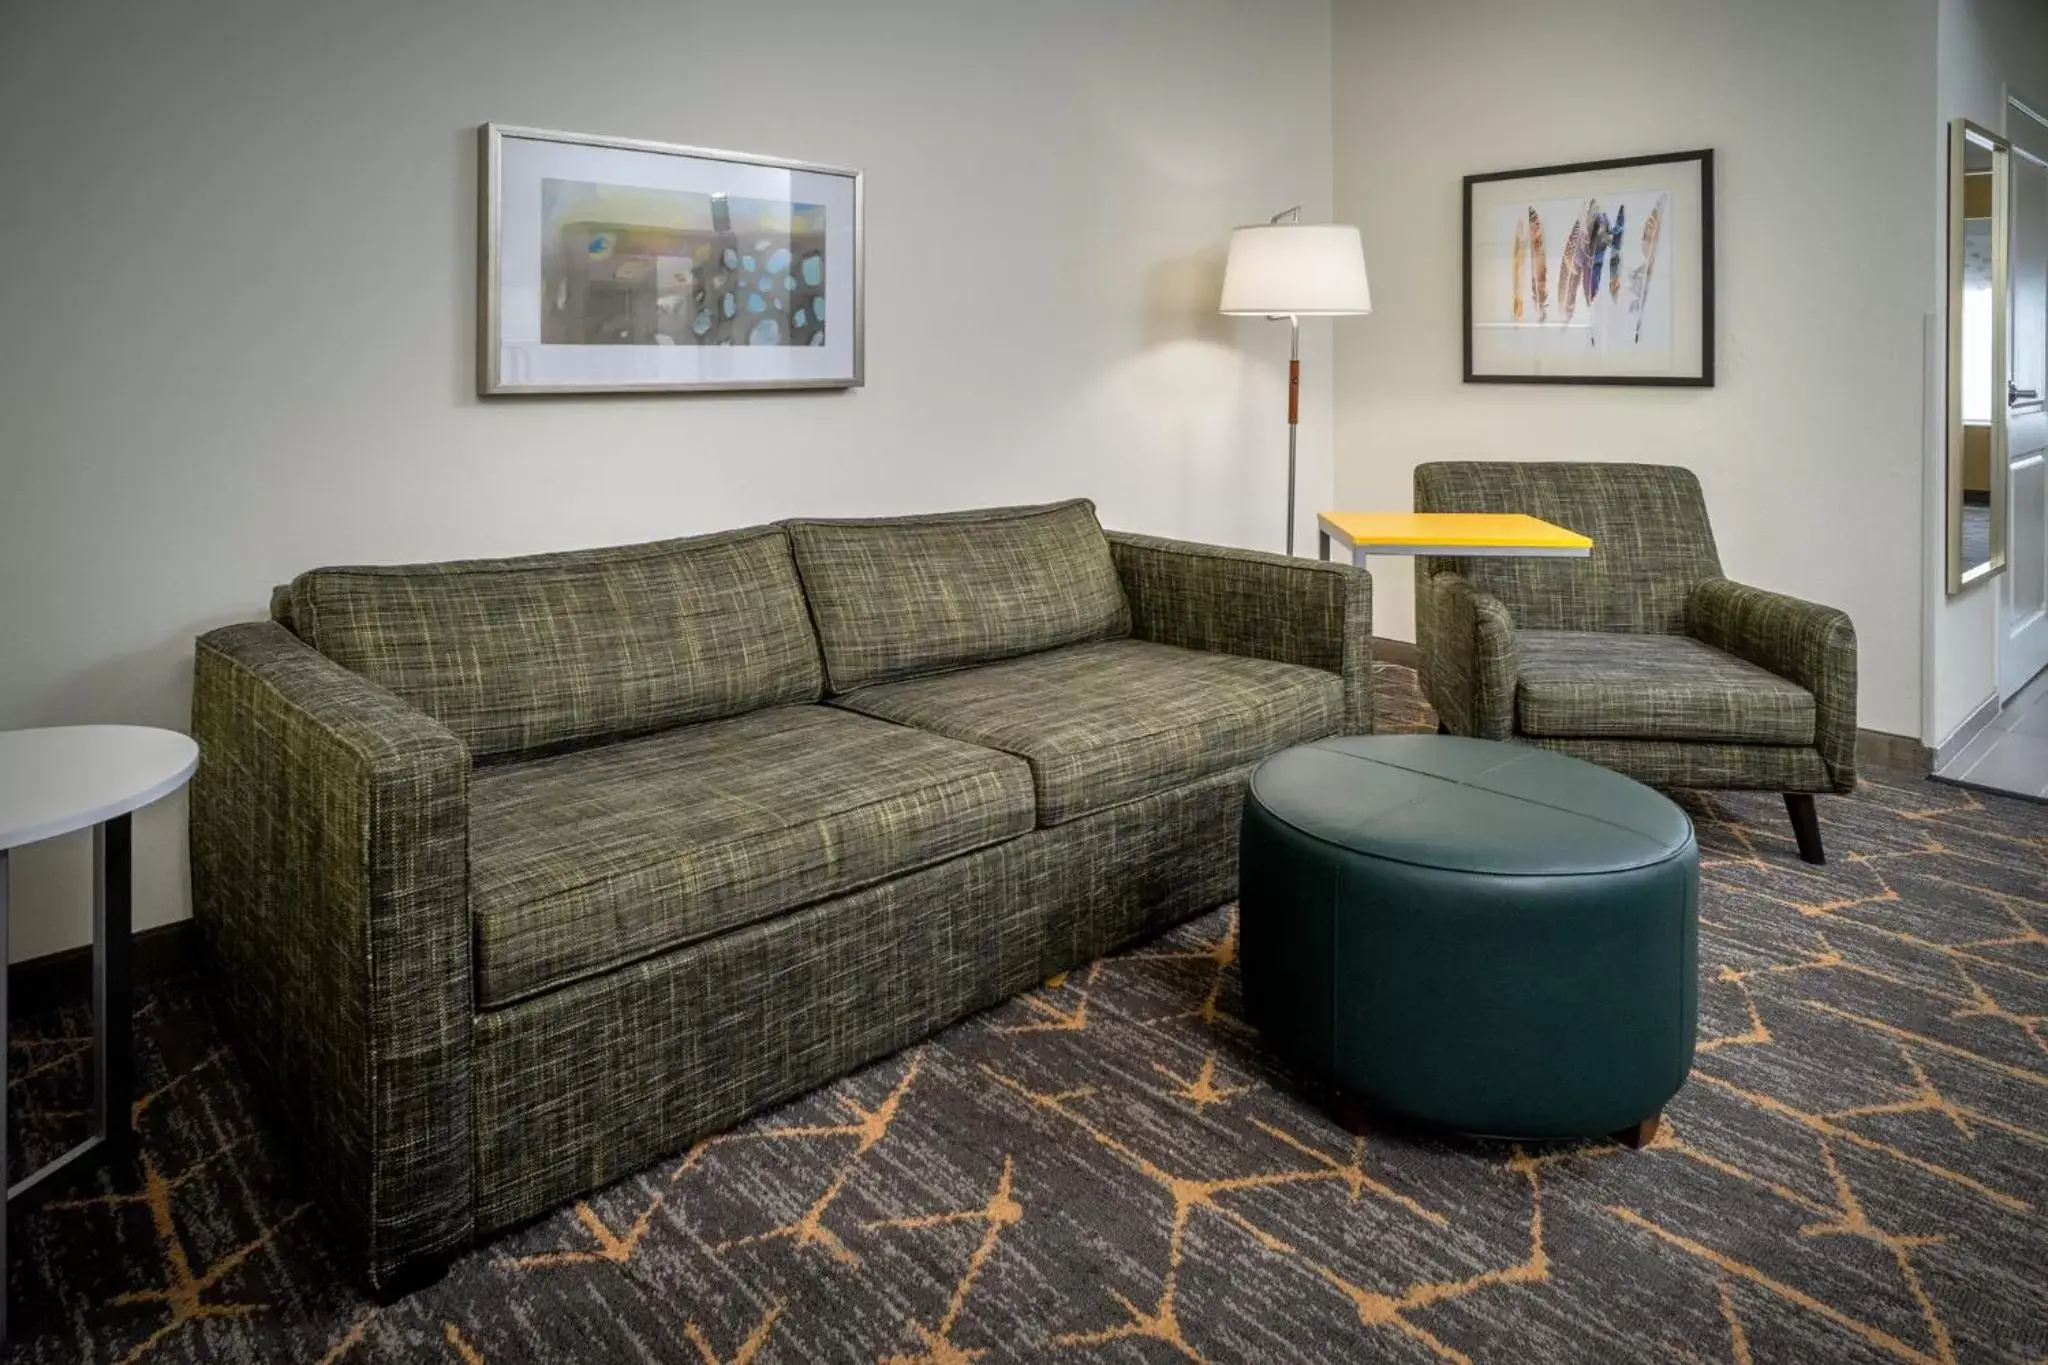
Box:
[1463,149,1713,385]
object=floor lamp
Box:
[1219,209,1372,555]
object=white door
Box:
[2002,97,2048,698]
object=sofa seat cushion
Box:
[1515,631,1816,745]
[831,639,1345,826]
[469,705,1035,1005]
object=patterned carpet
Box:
[9,667,2048,1364]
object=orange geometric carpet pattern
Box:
[7,666,2046,1362]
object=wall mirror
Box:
[1948,119,2010,595]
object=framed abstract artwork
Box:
[1462,149,1713,386]
[479,124,863,395]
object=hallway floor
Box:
[1935,666,2048,800]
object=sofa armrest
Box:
[1105,531,1373,733]
[189,621,473,1289]
[1421,571,1519,739]
[1687,578,1858,790]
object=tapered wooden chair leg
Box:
[1785,793,1825,865]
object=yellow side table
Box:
[1316,512,1593,565]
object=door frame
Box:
[2001,90,2048,698]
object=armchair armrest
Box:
[1686,578,1858,790]
[1105,531,1373,733]
[1420,570,1519,739]
[190,621,473,1289]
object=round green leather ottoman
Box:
[1240,734,1698,1144]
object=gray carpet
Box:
[8,666,2047,1363]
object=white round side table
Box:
[0,726,198,1340]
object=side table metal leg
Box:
[1318,529,1331,561]
[94,816,134,1169]
[0,817,140,1344]
[2,846,11,1344]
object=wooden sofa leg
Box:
[370,1251,455,1304]
[1785,793,1825,865]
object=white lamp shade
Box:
[1218,223,1372,316]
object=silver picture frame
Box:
[478,123,865,396]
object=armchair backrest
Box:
[1413,461,1722,633]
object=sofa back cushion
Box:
[291,527,823,759]
[785,500,1132,693]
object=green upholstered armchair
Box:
[1414,461,1856,863]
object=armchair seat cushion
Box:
[468,706,1035,1005]
[831,639,1344,825]
[1516,631,1816,746]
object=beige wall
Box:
[0,0,1336,959]
[1331,0,1936,741]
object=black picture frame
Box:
[1461,148,1714,387]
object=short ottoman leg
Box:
[1328,1092,1375,1138]
[1615,1114,1661,1149]
[1437,720,1451,736]
[1784,794,1825,865]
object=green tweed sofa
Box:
[1414,461,1857,863]
[189,499,1371,1292]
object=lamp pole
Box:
[1286,313,1300,556]
[1273,206,1302,557]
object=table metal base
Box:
[1,812,133,1341]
